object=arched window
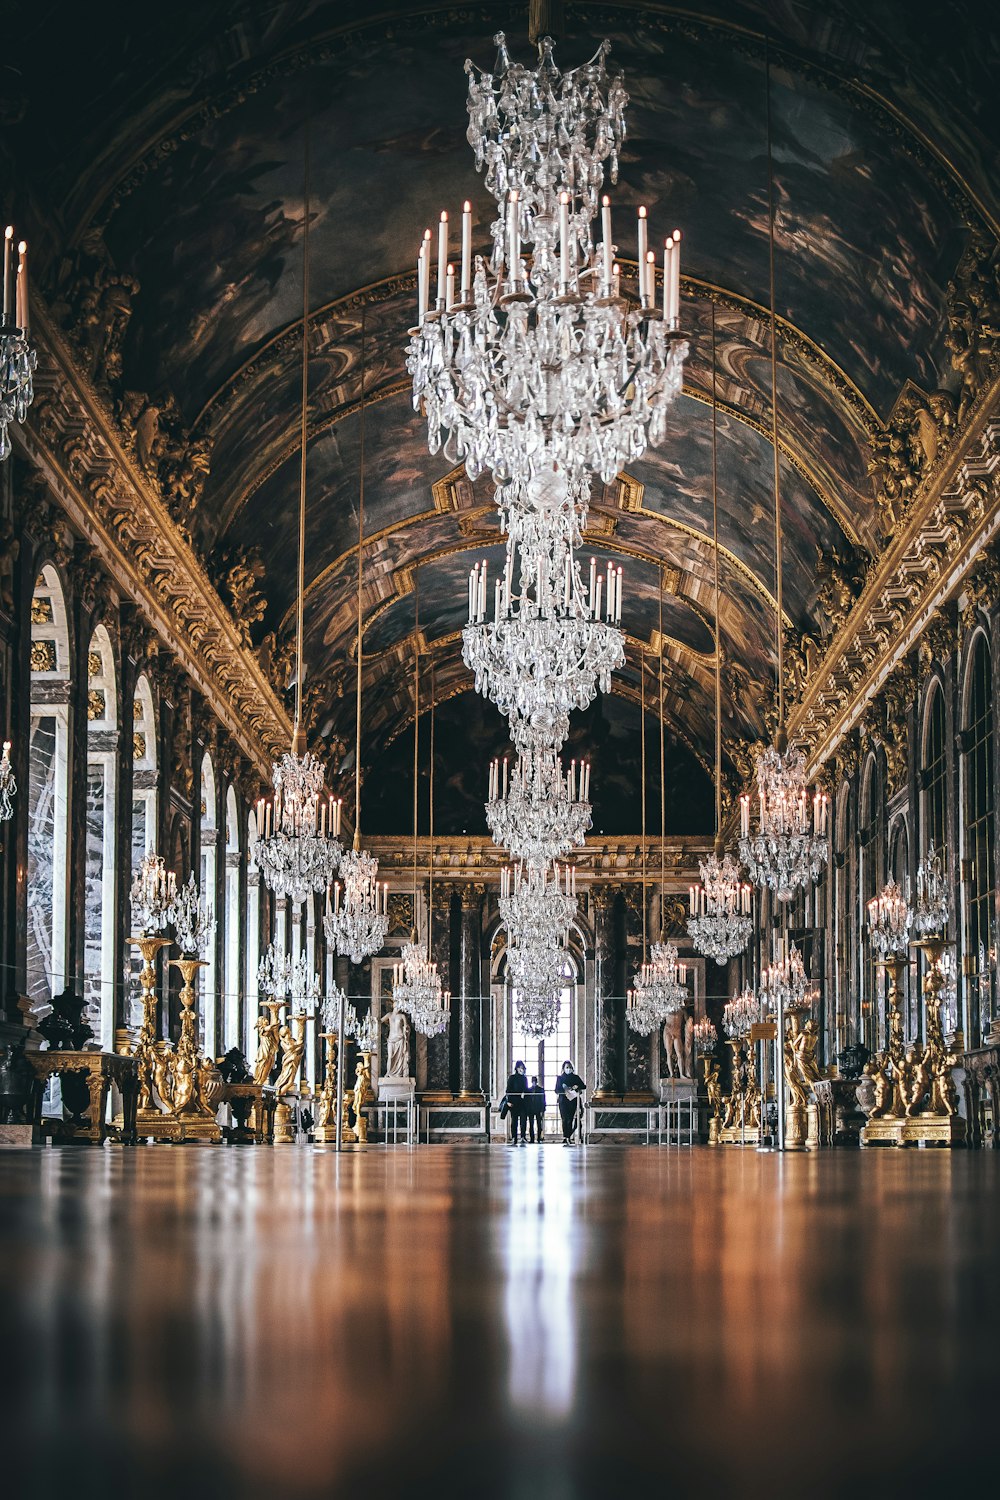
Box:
[85,625,118,1049]
[28,566,71,1007]
[859,757,881,1051]
[509,955,578,1113]
[889,816,913,1038]
[131,675,157,863]
[832,783,851,1051]
[245,807,261,1061]
[921,682,948,859]
[224,785,241,1049]
[200,753,219,1055]
[962,634,995,1043]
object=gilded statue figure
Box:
[903,1046,932,1117]
[171,1048,199,1115]
[275,1013,307,1096]
[931,1055,959,1117]
[352,1055,374,1143]
[253,1010,281,1088]
[784,1035,811,1110]
[153,1045,175,1114]
[705,1064,722,1122]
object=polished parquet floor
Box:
[0,1143,998,1499]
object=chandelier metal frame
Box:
[1,226,36,463]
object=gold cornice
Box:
[16,306,292,773]
[365,831,714,884]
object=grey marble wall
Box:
[27,715,56,1004]
[83,765,105,1033]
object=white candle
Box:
[461,200,472,298]
[669,229,681,327]
[445,263,455,310]
[437,211,448,306]
[2,227,11,324]
[595,575,603,619]
[502,757,508,796]
[589,556,597,609]
[663,239,672,319]
[494,578,501,622]
[645,250,655,310]
[15,244,26,331]
[559,191,571,286]
[601,195,613,293]
[740,795,749,838]
[508,191,520,280]
[420,229,432,321]
[615,567,623,622]
[479,559,487,619]
[637,207,648,302]
[564,553,571,608]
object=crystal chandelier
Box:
[688,849,753,963]
[130,851,177,935]
[646,941,689,1012]
[693,1016,718,1055]
[488,749,591,865]
[320,985,352,1035]
[0,227,36,463]
[254,154,341,901]
[408,35,686,488]
[626,976,664,1037]
[735,69,828,903]
[759,947,809,1013]
[500,862,577,947]
[254,754,342,903]
[258,942,292,999]
[354,1012,380,1055]
[0,739,15,821]
[513,983,563,1040]
[463,542,624,749]
[393,937,450,1038]
[325,840,389,966]
[912,844,949,936]
[738,740,829,901]
[171,873,215,957]
[722,988,758,1039]
[868,877,912,958]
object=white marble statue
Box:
[381,1007,410,1079]
[663,1010,694,1080]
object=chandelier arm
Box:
[354,307,367,839]
[295,106,310,740]
[765,38,784,731]
[711,302,722,840]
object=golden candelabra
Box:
[702,1053,722,1145]
[128,934,170,1116]
[718,1037,760,1143]
[125,937,222,1141]
[861,937,965,1147]
[314,1031,339,1143]
[273,1009,308,1144]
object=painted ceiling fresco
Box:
[6,0,998,825]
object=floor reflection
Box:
[503,1150,578,1418]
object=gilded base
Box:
[861,1113,967,1148]
[273,1097,299,1144]
[136,1109,222,1143]
[719,1123,759,1146]
[784,1102,809,1151]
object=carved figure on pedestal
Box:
[274,1013,306,1095]
[253,1010,281,1087]
[903,1045,932,1116]
[705,1061,722,1123]
[662,1009,694,1080]
[382,1007,410,1078]
[931,1055,959,1117]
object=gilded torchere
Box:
[314,1031,339,1144]
[128,934,171,1121]
[273,1009,307,1144]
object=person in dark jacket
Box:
[555,1060,586,1144]
[505,1060,528,1144]
[525,1074,546,1143]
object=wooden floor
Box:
[0,1143,997,1499]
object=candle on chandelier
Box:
[2,227,12,325]
[445,263,455,311]
[689,884,697,916]
[559,191,571,286]
[508,191,520,281]
[437,212,449,307]
[418,228,431,323]
[563,552,571,609]
[615,566,623,622]
[461,200,472,299]
[740,793,750,839]
[494,578,501,622]
[669,230,681,327]
[595,573,603,619]
[644,250,655,310]
[16,242,27,333]
[588,556,597,610]
[479,559,487,620]
[663,238,673,320]
[637,207,648,302]
[601,195,614,293]
[502,757,508,797]
[583,762,591,801]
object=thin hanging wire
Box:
[711,302,723,838]
[412,571,420,918]
[659,565,666,927]
[294,111,311,737]
[353,307,367,839]
[640,645,647,962]
[428,658,436,957]
[765,39,784,729]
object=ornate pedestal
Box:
[221,1082,274,1143]
[273,1092,300,1144]
[129,945,223,1143]
[29,1050,139,1143]
[812,1077,867,1147]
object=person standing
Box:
[555,1060,586,1145]
[525,1074,546,1143]
[505,1060,529,1145]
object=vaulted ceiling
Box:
[6,0,998,822]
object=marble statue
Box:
[381,1007,410,1079]
[662,1010,694,1079]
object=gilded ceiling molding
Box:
[788,385,1000,775]
[17,307,293,774]
[365,832,714,886]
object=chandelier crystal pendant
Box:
[868,877,912,957]
[912,844,950,937]
[409,35,687,488]
[170,873,216,957]
[254,134,341,900]
[130,851,177,936]
[0,739,16,821]
[487,748,591,864]
[735,61,828,903]
[0,227,36,463]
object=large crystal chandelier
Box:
[759,947,810,1013]
[912,844,949,936]
[130,851,177,935]
[254,152,341,901]
[463,539,624,749]
[735,66,828,904]
[393,938,450,1038]
[722,988,759,1039]
[688,849,753,962]
[325,839,389,966]
[488,748,591,865]
[408,34,686,488]
[171,873,215,957]
[1,227,36,463]
[868,877,912,957]
[499,862,577,946]
[738,740,829,902]
[0,740,16,821]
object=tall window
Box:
[922,683,948,857]
[859,758,881,1050]
[85,625,118,1049]
[245,809,261,1061]
[509,957,577,1107]
[200,754,218,1054]
[224,786,241,1049]
[963,635,995,1041]
[28,567,71,1008]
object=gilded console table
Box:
[221,1082,276,1144]
[29,1050,139,1144]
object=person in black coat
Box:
[555,1060,586,1144]
[525,1074,546,1143]
[505,1060,528,1144]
